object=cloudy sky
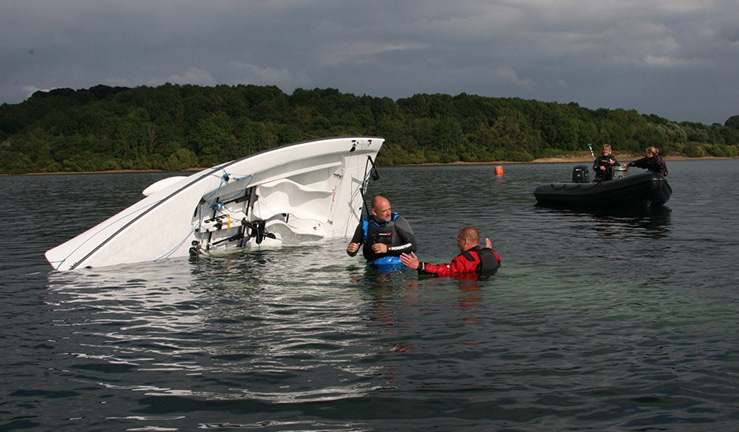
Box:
[2,0,737,124]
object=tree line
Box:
[1,84,738,174]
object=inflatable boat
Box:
[534,165,672,209]
[46,137,383,271]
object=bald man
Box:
[401,225,501,278]
[347,195,417,268]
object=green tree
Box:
[0,84,737,174]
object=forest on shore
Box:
[1,84,738,174]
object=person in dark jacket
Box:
[400,225,501,279]
[624,146,668,176]
[593,144,620,181]
[347,195,417,268]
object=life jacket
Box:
[362,214,401,244]
[362,214,403,266]
[462,246,501,278]
[650,155,668,176]
[593,154,619,180]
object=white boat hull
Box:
[45,137,383,271]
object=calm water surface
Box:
[1,160,738,431]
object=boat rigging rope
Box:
[158,169,254,261]
[359,156,379,220]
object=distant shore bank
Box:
[5,155,735,176]
[399,154,734,166]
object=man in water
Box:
[346,195,417,269]
[400,225,501,279]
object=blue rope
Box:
[187,170,254,257]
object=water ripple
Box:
[3,163,739,431]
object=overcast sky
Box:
[2,0,737,124]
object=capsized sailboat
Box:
[46,137,383,271]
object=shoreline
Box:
[397,154,733,166]
[5,155,735,176]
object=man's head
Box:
[456,225,480,252]
[603,144,612,155]
[371,196,392,223]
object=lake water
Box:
[1,160,738,431]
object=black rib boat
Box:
[534,166,672,209]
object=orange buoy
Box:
[494,165,504,176]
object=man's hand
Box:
[347,242,360,254]
[371,243,388,254]
[400,252,419,269]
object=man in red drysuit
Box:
[400,225,501,279]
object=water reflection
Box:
[44,243,405,408]
[359,267,420,354]
[46,259,206,324]
[534,205,672,240]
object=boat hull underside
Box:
[45,137,383,271]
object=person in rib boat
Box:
[593,144,621,182]
[623,146,668,177]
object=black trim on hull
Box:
[534,172,672,209]
[69,164,230,270]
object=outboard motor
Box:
[612,166,628,179]
[572,165,589,183]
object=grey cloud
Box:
[0,0,735,124]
